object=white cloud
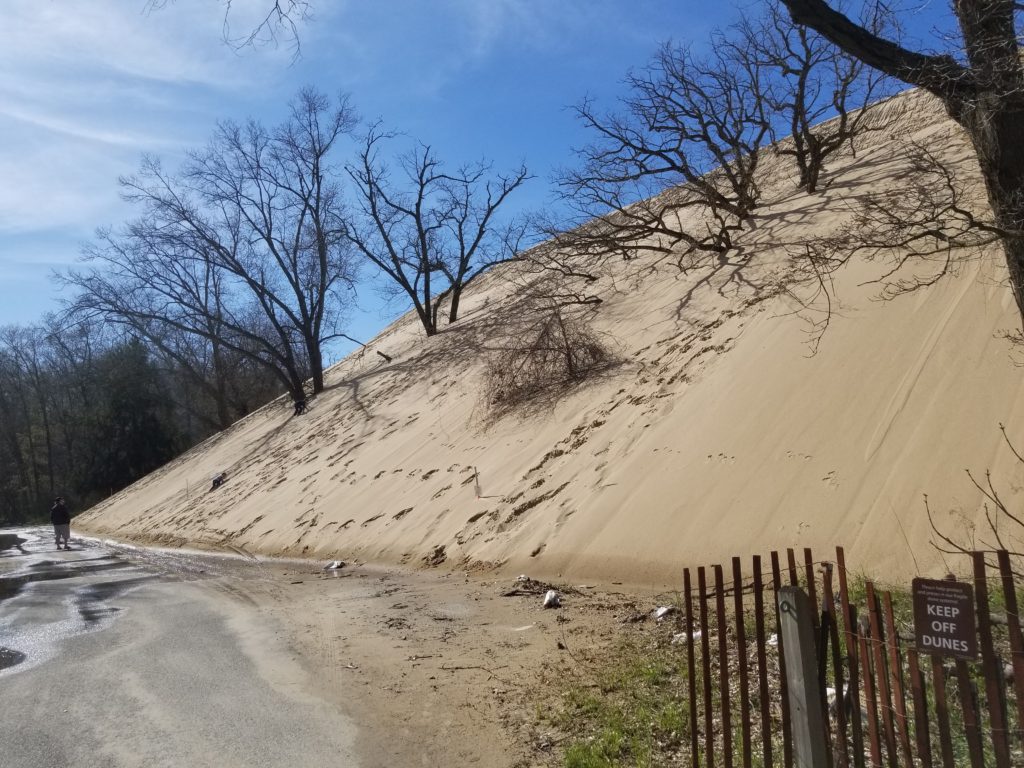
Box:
[0,0,678,323]
[0,1,304,241]
[0,1,284,86]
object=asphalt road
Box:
[0,528,360,768]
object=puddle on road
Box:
[75,576,156,625]
[1,534,163,675]
[0,646,26,671]
[0,560,136,608]
[0,533,27,555]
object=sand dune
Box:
[77,88,1024,586]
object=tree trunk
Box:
[965,102,1024,317]
[447,287,462,325]
[416,305,437,336]
[0,386,31,513]
[308,341,324,394]
[779,0,1024,323]
[210,338,232,429]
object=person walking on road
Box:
[51,496,72,550]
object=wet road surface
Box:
[0,528,360,767]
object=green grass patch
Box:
[538,633,691,767]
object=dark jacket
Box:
[50,501,71,526]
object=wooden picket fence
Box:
[680,546,1024,768]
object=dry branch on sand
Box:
[482,309,613,418]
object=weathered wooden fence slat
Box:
[731,556,753,768]
[836,547,866,768]
[865,582,898,768]
[752,555,773,768]
[857,613,884,768]
[929,655,955,768]
[771,551,795,768]
[714,564,734,768]
[669,546,1022,768]
[953,657,985,768]
[906,648,932,768]
[804,548,820,636]
[996,549,1024,738]
[684,567,700,766]
[880,592,912,765]
[822,563,849,768]
[973,552,1012,768]
[699,566,714,768]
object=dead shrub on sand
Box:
[927,423,1024,578]
[483,309,613,418]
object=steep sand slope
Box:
[77,89,1024,585]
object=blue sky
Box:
[0,0,950,351]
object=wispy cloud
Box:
[0,0,686,324]
[0,1,280,87]
[0,0,300,239]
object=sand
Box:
[75,85,1024,587]
[251,559,651,767]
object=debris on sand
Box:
[654,605,675,621]
[671,630,701,644]
[423,545,447,566]
[543,590,561,609]
[501,577,581,600]
[323,560,346,571]
[502,577,552,597]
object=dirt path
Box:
[101,540,666,766]
[4,528,683,766]
[247,560,661,766]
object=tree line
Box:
[5,0,1017,525]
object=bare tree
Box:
[548,40,773,270]
[145,0,312,57]
[66,89,357,401]
[779,0,1024,325]
[185,88,357,393]
[344,125,529,337]
[733,0,892,193]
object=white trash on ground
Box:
[671,630,702,645]
[542,590,561,608]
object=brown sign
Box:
[912,578,977,660]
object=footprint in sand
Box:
[706,452,736,464]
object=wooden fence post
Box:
[778,586,830,768]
